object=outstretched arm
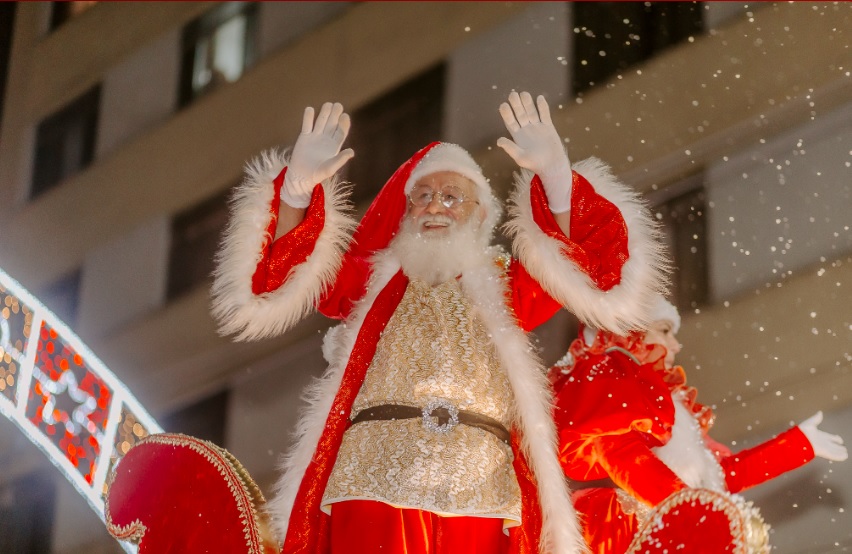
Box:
[720,406,848,492]
[593,433,689,507]
[210,103,357,340]
[720,411,847,493]
[718,426,814,494]
[713,411,845,495]
[499,91,669,335]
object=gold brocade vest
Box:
[322,278,522,525]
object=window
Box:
[50,1,97,31]
[30,86,100,199]
[161,390,230,447]
[179,2,258,107]
[0,3,15,130]
[167,189,230,300]
[0,471,56,554]
[346,64,446,204]
[653,179,709,312]
[572,2,703,94]
[37,270,82,326]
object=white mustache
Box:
[419,214,454,228]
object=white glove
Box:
[799,411,848,462]
[497,91,572,213]
[281,102,354,208]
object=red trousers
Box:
[329,500,510,554]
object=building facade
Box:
[0,2,850,552]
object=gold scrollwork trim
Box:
[626,488,770,554]
[105,433,276,553]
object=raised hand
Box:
[800,411,848,462]
[497,91,572,213]
[282,102,354,208]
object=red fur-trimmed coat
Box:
[550,330,816,554]
[211,143,668,554]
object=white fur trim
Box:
[405,143,489,195]
[404,143,503,238]
[582,326,598,346]
[650,294,681,333]
[210,149,356,341]
[267,248,583,552]
[266,253,401,543]
[460,261,585,554]
[504,158,670,335]
[652,393,726,492]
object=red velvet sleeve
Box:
[555,350,687,506]
[592,434,688,507]
[316,251,371,321]
[530,172,629,292]
[250,167,325,295]
[719,426,815,493]
[248,167,370,321]
[508,259,562,332]
[509,171,631,329]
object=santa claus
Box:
[550,295,848,554]
[211,91,668,554]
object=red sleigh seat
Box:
[106,433,278,553]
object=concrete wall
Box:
[225,333,328,490]
[77,216,171,339]
[741,406,852,552]
[703,2,754,31]
[52,473,120,554]
[96,29,180,158]
[257,2,350,59]
[706,101,852,302]
[444,2,570,150]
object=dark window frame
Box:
[346,64,446,205]
[30,85,101,200]
[0,3,16,129]
[178,2,258,108]
[50,1,98,31]
[571,2,704,95]
[0,471,56,553]
[161,390,230,447]
[38,269,82,326]
[650,174,710,312]
[167,188,231,300]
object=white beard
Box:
[389,213,492,285]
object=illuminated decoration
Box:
[0,267,162,553]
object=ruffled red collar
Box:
[568,328,716,432]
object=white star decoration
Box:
[33,363,103,441]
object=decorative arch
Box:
[0,267,162,553]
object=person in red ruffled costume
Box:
[550,295,848,554]
[211,90,668,554]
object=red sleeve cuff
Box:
[530,172,629,291]
[722,426,815,493]
[251,167,325,294]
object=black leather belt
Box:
[351,403,511,446]
[566,477,618,491]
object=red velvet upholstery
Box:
[106,433,277,554]
[627,489,760,554]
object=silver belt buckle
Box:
[422,398,459,434]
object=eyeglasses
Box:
[408,185,479,209]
